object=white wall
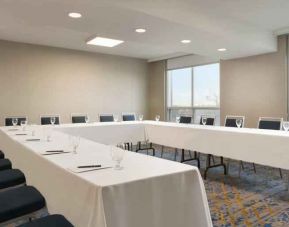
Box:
[0,40,148,125]
[220,35,287,128]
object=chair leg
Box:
[204,155,227,180]
[174,148,178,161]
[238,161,242,178]
[240,161,245,170]
[161,146,164,158]
[180,150,200,169]
[227,159,230,175]
[188,150,193,159]
[195,152,200,169]
[253,163,257,173]
[150,143,155,156]
[136,142,141,152]
[279,168,283,179]
[181,149,185,162]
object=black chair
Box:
[0,159,12,171]
[40,116,60,125]
[200,116,215,125]
[99,114,114,122]
[5,117,27,126]
[0,169,26,190]
[122,114,136,121]
[174,116,200,168]
[0,186,46,224]
[179,116,192,124]
[258,117,282,130]
[0,150,4,159]
[258,117,283,178]
[224,116,245,128]
[223,116,248,177]
[18,214,73,227]
[198,115,225,179]
[71,115,87,124]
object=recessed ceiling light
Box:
[86,37,124,47]
[218,48,227,52]
[181,40,191,44]
[135,28,146,33]
[68,12,82,18]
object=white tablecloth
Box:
[145,121,289,170]
[0,125,212,227]
[57,121,146,145]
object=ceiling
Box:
[0,0,289,61]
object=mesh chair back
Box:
[179,116,192,124]
[200,116,215,125]
[72,116,86,123]
[258,118,282,130]
[40,116,60,125]
[225,116,245,128]
[122,114,135,121]
[5,117,27,126]
[99,115,114,122]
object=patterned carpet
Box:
[141,145,289,227]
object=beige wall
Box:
[220,36,288,128]
[0,40,148,125]
[147,61,166,120]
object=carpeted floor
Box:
[140,145,289,227]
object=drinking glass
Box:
[202,117,207,125]
[20,120,28,131]
[70,136,80,154]
[85,116,89,123]
[283,121,289,131]
[155,115,160,121]
[114,115,119,122]
[43,128,52,142]
[50,117,56,125]
[176,116,180,123]
[236,119,243,128]
[12,118,18,127]
[139,114,144,121]
[110,144,125,170]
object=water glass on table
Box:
[202,117,207,125]
[50,117,56,125]
[85,116,89,123]
[283,121,289,131]
[12,118,18,127]
[236,119,243,128]
[176,116,180,123]
[69,136,80,154]
[20,120,28,131]
[139,114,144,121]
[110,143,125,170]
[155,115,160,121]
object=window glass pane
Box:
[168,108,193,122]
[193,109,220,126]
[193,63,220,107]
[167,68,192,107]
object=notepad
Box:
[67,165,112,173]
[26,138,41,142]
[40,150,70,155]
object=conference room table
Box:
[0,122,212,227]
[59,121,289,171]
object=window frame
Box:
[166,62,220,122]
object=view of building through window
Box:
[167,63,220,125]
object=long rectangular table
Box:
[0,123,212,227]
[145,121,289,170]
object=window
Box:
[167,63,220,125]
[167,68,192,107]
